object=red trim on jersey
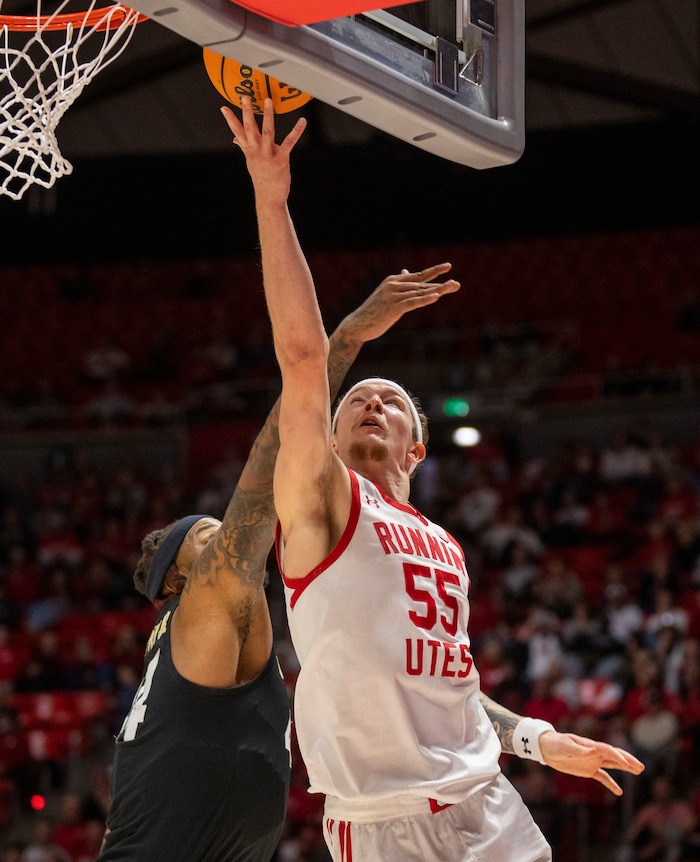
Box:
[429,798,454,813]
[277,468,362,610]
[444,527,468,579]
[443,528,466,565]
[373,480,429,525]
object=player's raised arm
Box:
[222,98,338,560]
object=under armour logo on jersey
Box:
[521,736,532,756]
[365,495,380,509]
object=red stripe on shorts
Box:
[338,820,353,861]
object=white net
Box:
[0,0,143,200]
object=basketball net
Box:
[0,0,146,201]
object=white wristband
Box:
[513,718,555,764]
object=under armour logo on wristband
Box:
[513,718,555,764]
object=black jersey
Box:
[100,597,290,862]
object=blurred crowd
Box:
[2,228,699,436]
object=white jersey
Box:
[278,468,501,804]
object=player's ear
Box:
[407,442,426,474]
[164,569,187,596]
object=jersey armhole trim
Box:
[278,468,361,609]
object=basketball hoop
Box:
[0,0,147,201]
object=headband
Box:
[331,377,423,444]
[145,514,207,602]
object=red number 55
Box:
[403,563,460,637]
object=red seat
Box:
[26,726,83,761]
[10,692,76,730]
[73,690,110,721]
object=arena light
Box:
[452,426,481,448]
[442,397,470,418]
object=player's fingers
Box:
[416,262,453,281]
[240,96,262,139]
[393,263,452,283]
[220,105,244,141]
[400,279,460,297]
[602,749,645,774]
[594,769,623,796]
[260,98,276,144]
[396,284,433,301]
[571,737,644,774]
[403,289,448,308]
[281,116,308,153]
[435,278,461,294]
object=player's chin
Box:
[348,440,390,462]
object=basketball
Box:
[203,48,313,114]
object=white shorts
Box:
[323,773,552,862]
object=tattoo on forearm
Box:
[187,484,275,594]
[185,323,361,595]
[242,403,280,483]
[328,329,362,401]
[479,693,521,754]
[185,407,280,594]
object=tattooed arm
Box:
[479,691,644,796]
[478,692,523,756]
[326,262,459,393]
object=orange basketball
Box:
[203,48,313,114]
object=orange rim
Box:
[0,5,148,31]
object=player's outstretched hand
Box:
[341,264,461,345]
[220,97,306,204]
[539,731,644,796]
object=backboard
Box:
[123,0,525,169]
